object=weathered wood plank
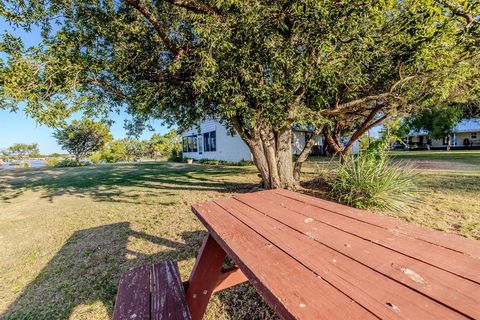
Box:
[233,192,480,318]
[192,202,378,320]
[151,261,191,320]
[186,234,226,320]
[275,189,480,258]
[213,266,248,293]
[217,197,471,320]
[113,265,151,320]
[259,190,480,284]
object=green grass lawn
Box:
[388,150,480,166]
[0,159,479,319]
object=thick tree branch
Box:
[162,0,220,16]
[296,128,322,163]
[344,109,389,150]
[293,127,322,180]
[90,78,128,100]
[320,93,391,116]
[320,75,415,117]
[230,116,253,145]
[124,0,181,56]
[322,128,343,156]
[441,1,480,27]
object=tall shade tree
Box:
[53,119,112,162]
[1,0,479,188]
[123,138,149,162]
[406,104,465,149]
[149,130,181,159]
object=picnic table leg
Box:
[186,234,227,320]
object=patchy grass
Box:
[0,162,277,320]
[387,169,480,239]
[0,159,479,319]
[301,154,480,239]
[388,150,480,166]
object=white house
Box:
[181,119,252,162]
[182,119,359,162]
[405,118,480,149]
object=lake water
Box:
[0,160,46,170]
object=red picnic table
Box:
[113,189,480,320]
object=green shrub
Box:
[44,158,60,167]
[54,159,90,167]
[236,159,255,166]
[197,158,255,166]
[90,153,102,164]
[198,159,220,165]
[329,153,420,212]
[18,162,31,168]
[168,148,183,162]
[99,151,120,163]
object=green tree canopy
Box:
[123,138,148,162]
[408,105,464,139]
[1,0,479,188]
[4,143,39,159]
[100,139,129,163]
[148,130,181,159]
[53,119,112,162]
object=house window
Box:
[472,132,477,139]
[443,136,450,145]
[182,135,198,152]
[197,135,203,154]
[204,131,216,152]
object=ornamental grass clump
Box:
[329,153,421,212]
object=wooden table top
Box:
[192,189,480,320]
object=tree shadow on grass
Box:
[1,222,207,320]
[0,162,258,203]
[215,284,280,320]
[2,222,276,320]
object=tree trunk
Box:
[233,119,298,190]
[293,129,321,180]
[323,110,389,162]
[322,128,345,161]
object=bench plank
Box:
[113,262,191,320]
[151,261,191,320]
[113,265,151,320]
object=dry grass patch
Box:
[0,162,277,320]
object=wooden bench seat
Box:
[113,261,191,320]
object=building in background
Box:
[405,119,480,150]
[181,119,359,162]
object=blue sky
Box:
[0,17,171,154]
[0,109,171,154]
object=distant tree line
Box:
[95,130,181,163]
[51,118,181,164]
[1,143,40,161]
